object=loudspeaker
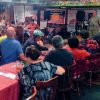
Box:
[44,10,50,20]
[76,10,85,21]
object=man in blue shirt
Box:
[0,27,25,65]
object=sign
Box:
[47,9,65,24]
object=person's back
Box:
[19,61,57,98]
[0,27,24,65]
[0,38,23,64]
[45,48,73,67]
[68,37,90,60]
[18,46,65,100]
[23,38,34,52]
[45,35,73,67]
[70,48,90,60]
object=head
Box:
[7,27,16,38]
[68,38,79,48]
[93,11,97,17]
[25,46,41,61]
[52,35,64,49]
[33,29,44,41]
[80,31,89,39]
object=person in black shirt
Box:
[44,35,74,100]
[44,35,73,67]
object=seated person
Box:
[93,33,100,47]
[86,38,99,54]
[18,46,65,100]
[23,29,48,53]
[44,35,74,67]
[76,31,89,49]
[0,27,25,65]
[68,37,90,60]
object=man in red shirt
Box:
[27,19,39,37]
[68,37,90,60]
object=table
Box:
[0,62,23,100]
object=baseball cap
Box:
[33,29,44,37]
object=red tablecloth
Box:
[0,62,22,100]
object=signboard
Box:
[47,9,66,24]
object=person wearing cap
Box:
[0,27,25,65]
[44,35,74,67]
[23,29,48,53]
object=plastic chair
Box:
[36,76,58,100]
[26,86,37,100]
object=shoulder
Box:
[47,50,55,55]
[21,64,32,72]
[0,38,8,45]
[13,40,21,45]
[81,50,90,54]
[42,61,56,67]
[61,48,73,55]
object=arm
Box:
[19,53,26,61]
[49,62,65,76]
[67,53,74,67]
[44,51,53,63]
[16,42,26,61]
[55,66,65,75]
[35,42,48,51]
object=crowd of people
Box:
[0,17,100,100]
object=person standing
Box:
[89,11,100,37]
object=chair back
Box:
[56,64,76,100]
[36,76,58,100]
[26,86,37,100]
[71,59,86,79]
[86,53,100,73]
